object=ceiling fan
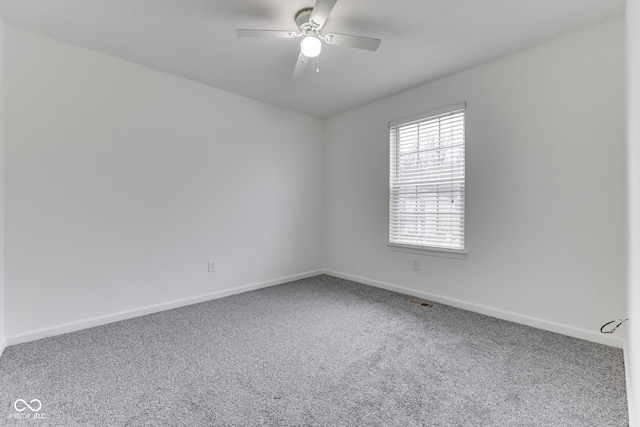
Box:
[236,0,381,79]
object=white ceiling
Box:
[0,0,625,118]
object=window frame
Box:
[387,103,467,259]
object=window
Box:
[389,103,466,254]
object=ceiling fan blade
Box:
[236,29,298,38]
[291,50,309,79]
[309,0,338,29]
[323,33,381,51]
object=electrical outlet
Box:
[412,259,420,271]
[208,260,216,273]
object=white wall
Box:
[324,18,626,347]
[0,15,5,357]
[626,0,640,423]
[4,26,324,340]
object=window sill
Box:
[387,244,467,260]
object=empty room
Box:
[0,0,638,426]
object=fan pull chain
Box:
[316,56,320,73]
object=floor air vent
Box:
[409,299,434,308]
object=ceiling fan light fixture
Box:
[236,0,380,79]
[301,36,322,58]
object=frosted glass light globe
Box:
[301,37,322,58]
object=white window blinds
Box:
[389,104,466,252]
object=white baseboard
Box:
[323,269,623,348]
[5,269,324,347]
[0,338,6,359]
[4,268,623,350]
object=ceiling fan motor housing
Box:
[295,8,316,34]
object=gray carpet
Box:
[0,275,628,426]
